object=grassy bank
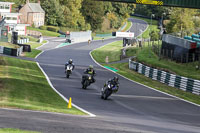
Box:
[27,27,60,37]
[92,41,123,63]
[0,56,85,115]
[0,128,40,133]
[0,42,20,49]
[91,41,200,105]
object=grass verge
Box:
[0,128,40,133]
[0,56,86,115]
[92,40,123,63]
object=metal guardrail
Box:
[129,58,200,95]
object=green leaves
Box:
[166,8,195,35]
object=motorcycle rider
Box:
[105,76,119,92]
[65,59,75,72]
[83,65,96,83]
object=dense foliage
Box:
[6,0,134,31]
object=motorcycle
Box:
[101,83,118,100]
[65,64,73,78]
[81,74,93,89]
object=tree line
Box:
[135,4,200,35]
[4,0,134,32]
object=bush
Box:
[47,26,60,32]
[39,26,47,30]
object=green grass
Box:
[0,56,86,115]
[0,128,40,133]
[0,42,20,49]
[135,46,200,80]
[23,49,41,58]
[27,27,60,37]
[92,41,123,63]
[104,63,200,105]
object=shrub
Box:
[39,26,47,30]
[47,26,60,32]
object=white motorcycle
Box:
[65,64,73,78]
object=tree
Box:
[81,0,104,31]
[41,0,64,26]
[61,0,88,30]
[166,8,195,35]
[150,30,159,41]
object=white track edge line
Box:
[35,50,44,59]
[36,40,49,50]
[89,41,200,108]
[36,62,96,117]
[125,21,133,32]
[0,107,91,118]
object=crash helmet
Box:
[113,76,119,82]
[68,59,73,64]
[89,65,93,69]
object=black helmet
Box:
[69,59,73,64]
[113,76,118,82]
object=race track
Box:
[0,18,200,133]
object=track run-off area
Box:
[0,18,200,133]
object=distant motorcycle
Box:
[101,83,118,100]
[65,64,73,78]
[82,74,93,89]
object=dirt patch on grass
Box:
[0,56,5,65]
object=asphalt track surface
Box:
[0,18,200,133]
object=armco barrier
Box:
[129,58,200,95]
[1,46,23,56]
[3,47,12,55]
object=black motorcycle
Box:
[81,74,93,89]
[101,83,118,100]
[65,64,73,78]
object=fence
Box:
[17,38,29,44]
[27,30,42,38]
[129,58,200,95]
